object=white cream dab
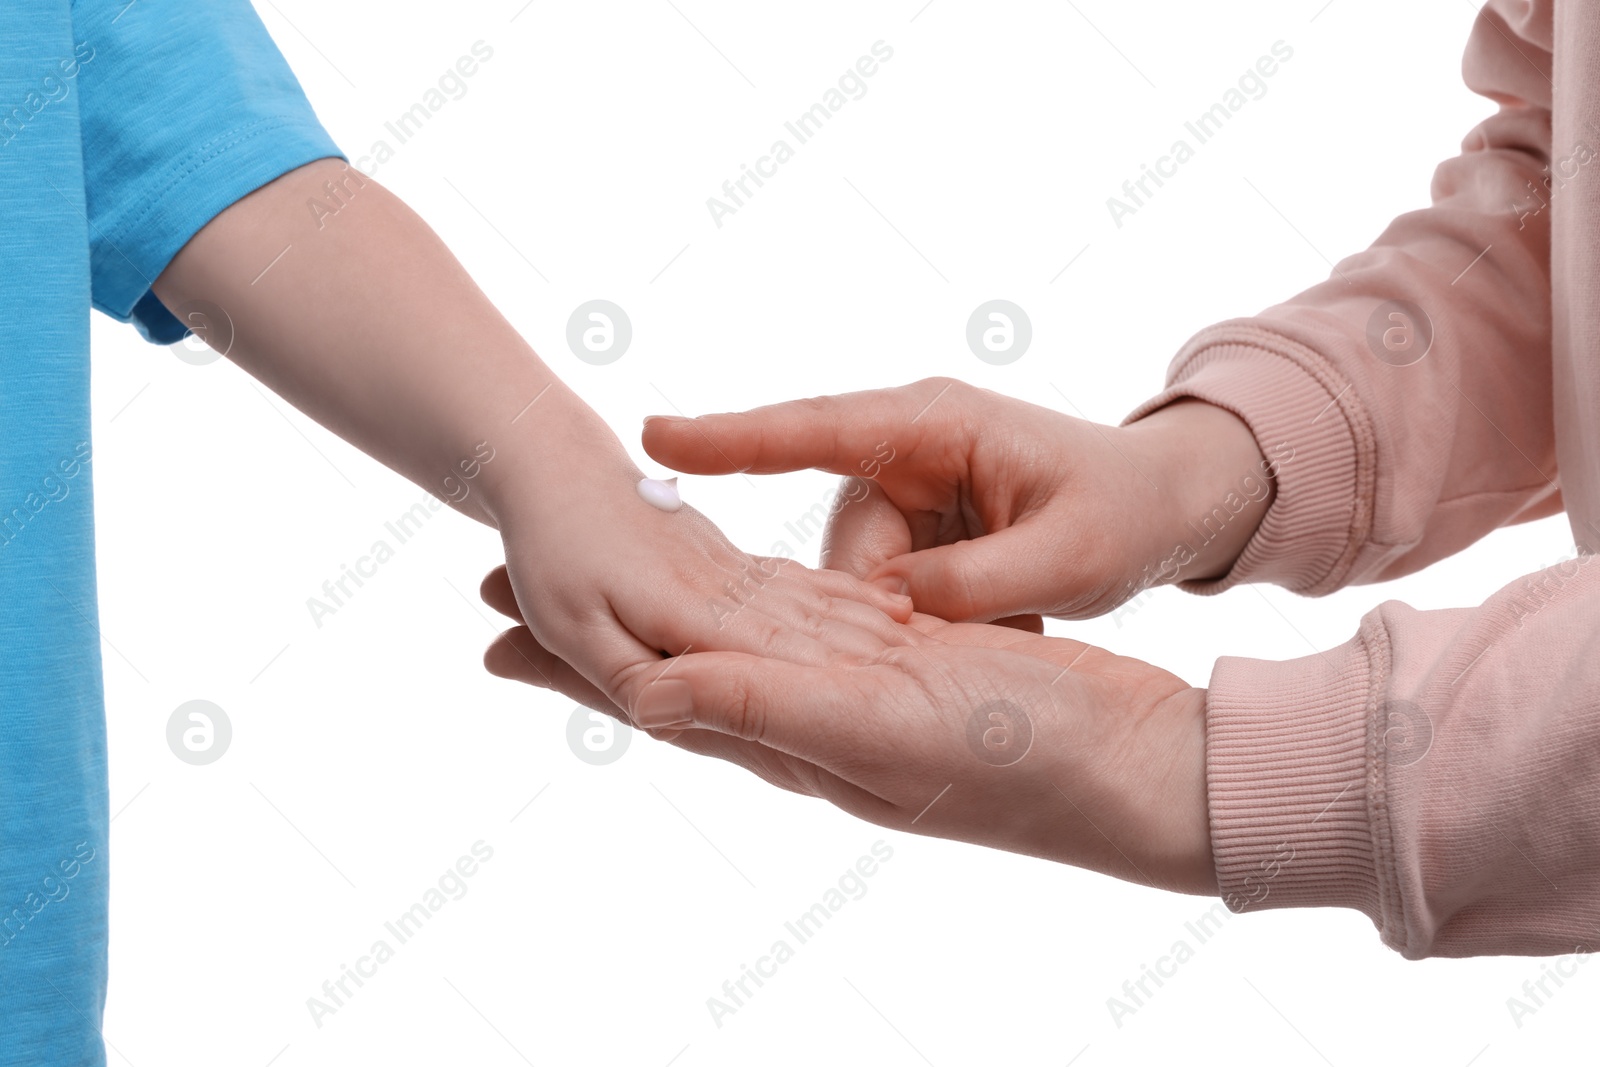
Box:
[637,477,683,512]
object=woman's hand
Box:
[483,576,1215,896]
[641,378,1272,624]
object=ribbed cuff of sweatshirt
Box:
[1206,622,1400,945]
[1124,323,1373,597]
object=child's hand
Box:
[641,378,1271,623]
[146,159,909,719]
[484,424,914,715]
[485,600,1215,896]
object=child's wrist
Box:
[474,399,637,533]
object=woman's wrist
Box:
[1126,399,1272,585]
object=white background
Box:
[89,0,1591,1063]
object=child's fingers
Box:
[789,559,913,621]
[815,595,927,649]
[691,598,874,670]
[479,565,522,621]
[755,584,928,654]
[721,566,921,663]
[484,625,615,712]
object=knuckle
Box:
[924,375,970,403]
[788,578,833,614]
[943,562,988,619]
[747,612,788,653]
[725,677,767,743]
[792,394,834,417]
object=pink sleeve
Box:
[1120,2,1597,955]
[1126,0,1559,597]
[1208,558,1600,957]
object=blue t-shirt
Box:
[1,3,339,1062]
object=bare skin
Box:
[152,158,912,712]
[640,377,1270,625]
[481,565,1216,896]
[476,378,1273,894]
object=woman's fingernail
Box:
[635,679,695,729]
[644,414,689,426]
[873,576,910,598]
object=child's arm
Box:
[152,158,911,708]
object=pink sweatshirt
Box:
[1127,0,1600,957]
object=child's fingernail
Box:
[644,415,689,426]
[873,576,910,598]
[635,679,695,729]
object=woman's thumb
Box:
[866,525,1056,623]
[817,478,911,579]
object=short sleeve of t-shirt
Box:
[73,0,344,343]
